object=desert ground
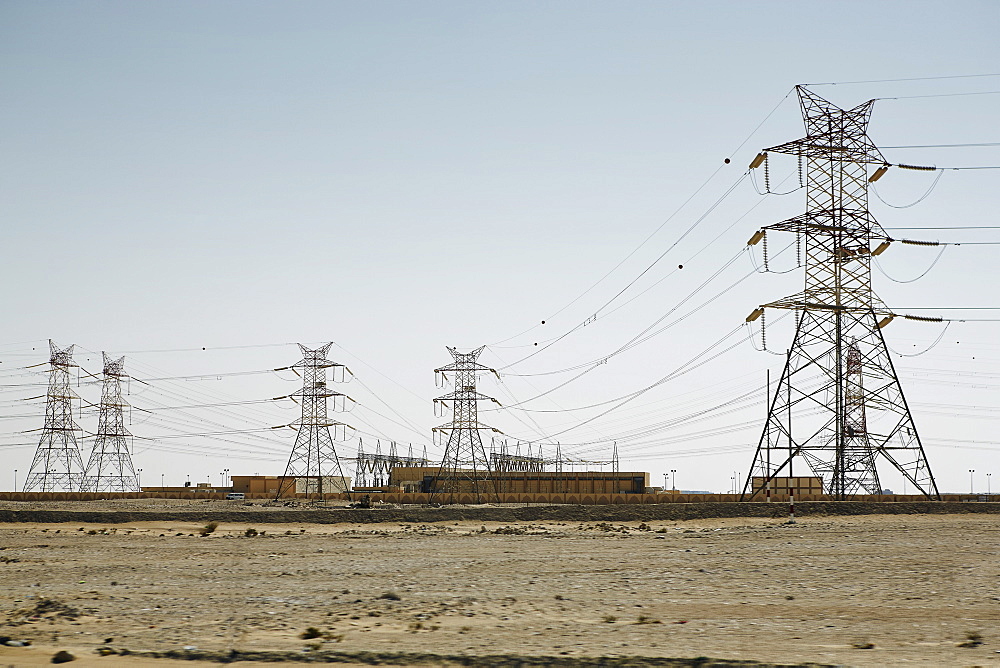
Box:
[0,503,998,667]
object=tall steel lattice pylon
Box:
[430,346,502,502]
[23,340,86,492]
[81,353,139,492]
[742,85,939,500]
[275,343,353,500]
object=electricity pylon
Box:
[23,340,86,492]
[429,346,502,502]
[81,353,139,492]
[742,85,939,500]
[274,343,353,500]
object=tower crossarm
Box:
[758,295,893,317]
[433,422,502,433]
[762,209,885,238]
[765,137,887,165]
[435,390,501,404]
[285,388,352,401]
[764,85,887,165]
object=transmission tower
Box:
[429,346,502,501]
[275,343,353,500]
[81,353,139,492]
[742,85,939,500]
[23,340,86,492]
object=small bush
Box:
[959,631,983,648]
[51,650,76,663]
[244,528,258,537]
[299,627,322,640]
[635,615,662,625]
[200,522,219,536]
[602,615,617,623]
[378,591,401,601]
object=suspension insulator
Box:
[868,165,889,183]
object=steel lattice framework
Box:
[355,440,428,488]
[23,340,86,492]
[81,353,140,492]
[275,343,352,499]
[429,346,502,501]
[742,86,939,500]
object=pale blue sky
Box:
[2,1,999,493]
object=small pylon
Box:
[429,346,502,502]
[275,343,353,500]
[23,340,86,492]
[81,353,139,492]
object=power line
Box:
[881,142,1000,149]
[805,74,1000,86]
[880,91,1000,101]
[497,172,750,369]
[885,226,1000,230]
[488,89,794,349]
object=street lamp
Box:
[224,468,230,487]
[968,469,975,495]
[987,473,992,499]
[13,469,17,492]
[161,473,165,490]
[670,469,677,492]
[663,473,668,490]
[137,468,143,488]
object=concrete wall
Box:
[0,491,985,504]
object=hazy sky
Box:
[2,1,999,494]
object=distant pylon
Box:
[275,343,353,500]
[23,340,86,492]
[742,86,938,500]
[429,346,502,502]
[81,353,139,492]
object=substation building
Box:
[387,467,650,495]
[225,470,649,496]
[230,475,352,496]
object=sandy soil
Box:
[1,513,998,667]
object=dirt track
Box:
[1,507,998,667]
[1,499,998,525]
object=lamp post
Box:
[730,475,735,494]
[137,468,142,489]
[161,473,165,490]
[13,469,17,492]
[670,469,677,493]
[224,468,230,487]
[663,473,668,490]
[987,473,992,499]
[968,469,975,495]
